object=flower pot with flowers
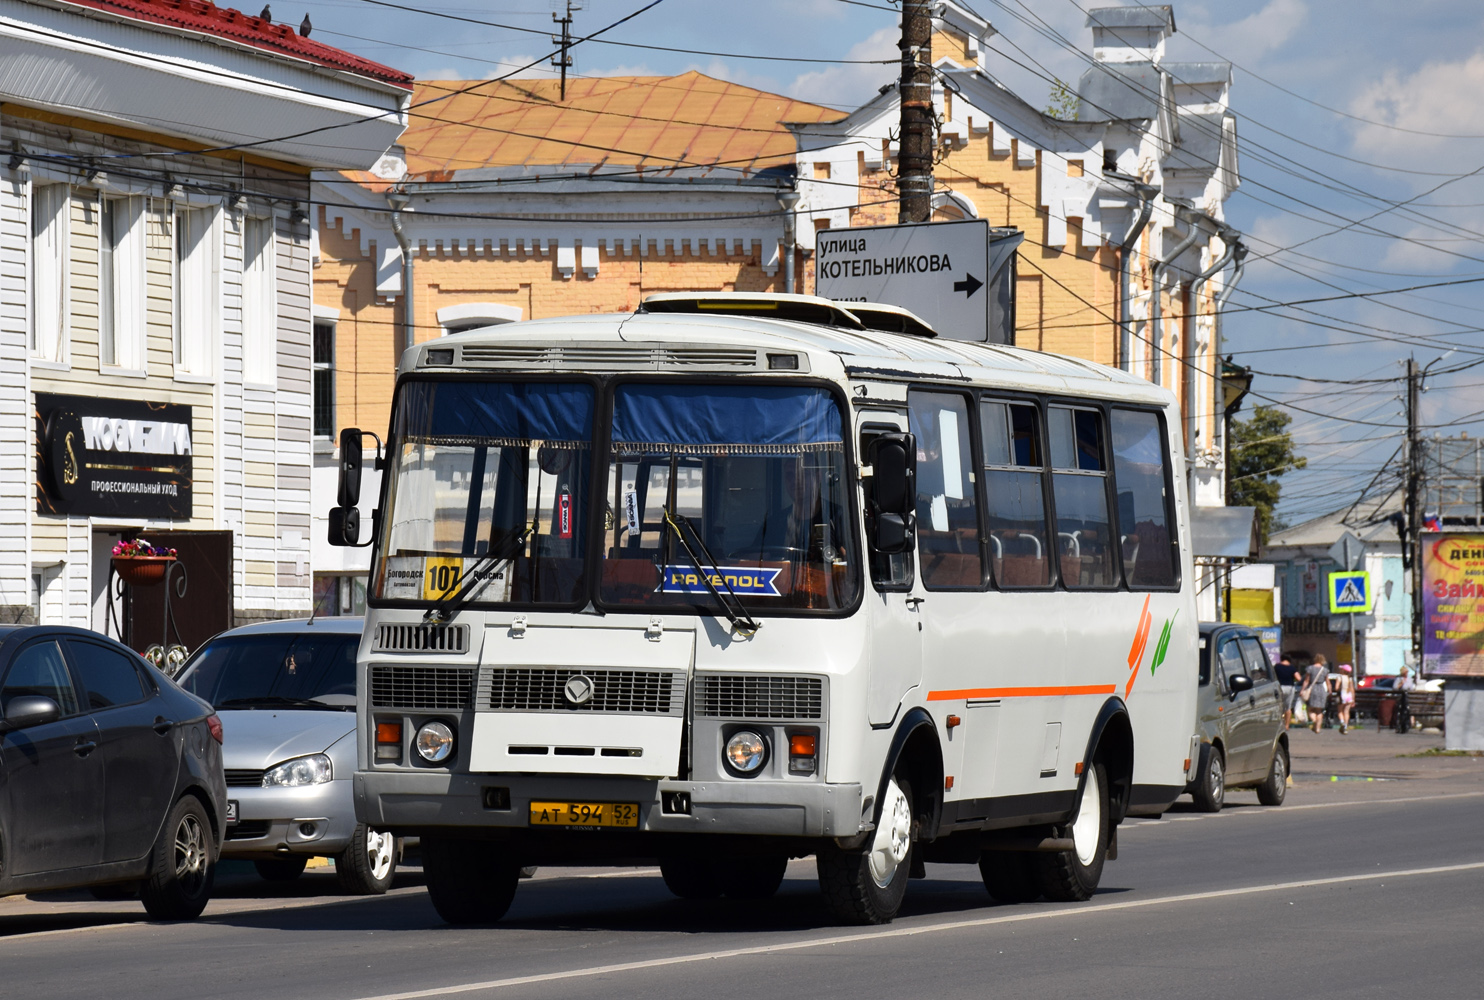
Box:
[111,539,178,587]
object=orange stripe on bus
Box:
[926,684,1118,701]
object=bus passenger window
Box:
[1110,408,1177,588]
[1049,405,1116,589]
[908,391,983,589]
[980,400,1050,588]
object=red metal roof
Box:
[54,0,414,88]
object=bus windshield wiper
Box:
[662,508,761,637]
[424,522,536,624]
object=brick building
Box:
[309,2,1243,618]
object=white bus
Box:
[328,293,1197,925]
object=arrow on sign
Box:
[953,273,983,298]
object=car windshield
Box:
[177,633,358,710]
[599,384,859,612]
[374,380,594,607]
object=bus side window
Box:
[907,391,983,590]
[1048,404,1116,589]
[860,426,914,590]
[980,399,1051,588]
[1110,408,1178,589]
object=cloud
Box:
[786,25,899,110]
[1348,47,1484,163]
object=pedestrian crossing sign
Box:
[1328,570,1373,614]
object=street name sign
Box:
[815,219,1021,343]
[1327,570,1373,614]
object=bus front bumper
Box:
[354,770,865,840]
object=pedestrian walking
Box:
[1335,664,1356,734]
[1302,654,1330,734]
[1395,665,1416,734]
[1278,654,1300,729]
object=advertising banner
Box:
[34,393,193,519]
[1421,532,1484,678]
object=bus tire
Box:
[722,855,789,900]
[1256,744,1288,807]
[978,852,1041,904]
[1034,762,1108,903]
[422,837,520,925]
[816,774,913,925]
[1191,744,1225,813]
[660,857,723,900]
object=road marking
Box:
[345,861,1484,1000]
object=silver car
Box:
[175,617,397,893]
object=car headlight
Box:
[725,731,767,774]
[415,721,455,763]
[262,753,333,787]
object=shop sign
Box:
[35,393,192,519]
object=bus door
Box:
[858,409,923,728]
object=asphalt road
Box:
[5,727,1483,1000]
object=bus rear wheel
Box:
[1034,763,1109,903]
[817,774,913,925]
[422,837,521,925]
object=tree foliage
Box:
[1228,405,1306,544]
[1044,78,1080,120]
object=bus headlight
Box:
[415,721,455,763]
[725,731,767,774]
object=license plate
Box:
[529,801,639,828]
[226,800,238,825]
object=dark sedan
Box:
[0,625,227,919]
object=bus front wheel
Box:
[817,774,913,925]
[1034,762,1109,902]
[423,837,521,925]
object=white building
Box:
[1,0,408,649]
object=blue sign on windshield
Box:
[661,565,783,597]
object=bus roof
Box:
[409,307,1172,407]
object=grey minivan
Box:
[175,617,397,893]
[1188,623,1289,812]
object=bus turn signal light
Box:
[788,732,817,775]
[376,721,402,762]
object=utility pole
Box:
[551,1,580,101]
[1406,356,1423,662]
[898,0,934,223]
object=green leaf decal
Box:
[1150,611,1178,674]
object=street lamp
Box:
[776,189,801,295]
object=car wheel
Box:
[978,851,1041,903]
[336,824,397,895]
[1034,762,1109,903]
[140,796,215,921]
[255,857,308,882]
[1256,744,1289,806]
[422,837,521,925]
[1191,744,1225,813]
[816,773,913,925]
[660,857,723,899]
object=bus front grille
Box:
[373,623,469,653]
[696,675,825,720]
[370,665,477,709]
[487,667,684,715]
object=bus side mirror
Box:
[328,505,361,547]
[869,434,915,515]
[873,512,913,554]
[338,428,363,507]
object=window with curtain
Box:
[174,206,219,377]
[1048,404,1117,589]
[242,215,276,385]
[30,184,70,363]
[908,390,982,589]
[98,195,145,371]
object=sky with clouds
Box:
[297,0,1484,525]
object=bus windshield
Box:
[374,380,594,607]
[599,384,859,613]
